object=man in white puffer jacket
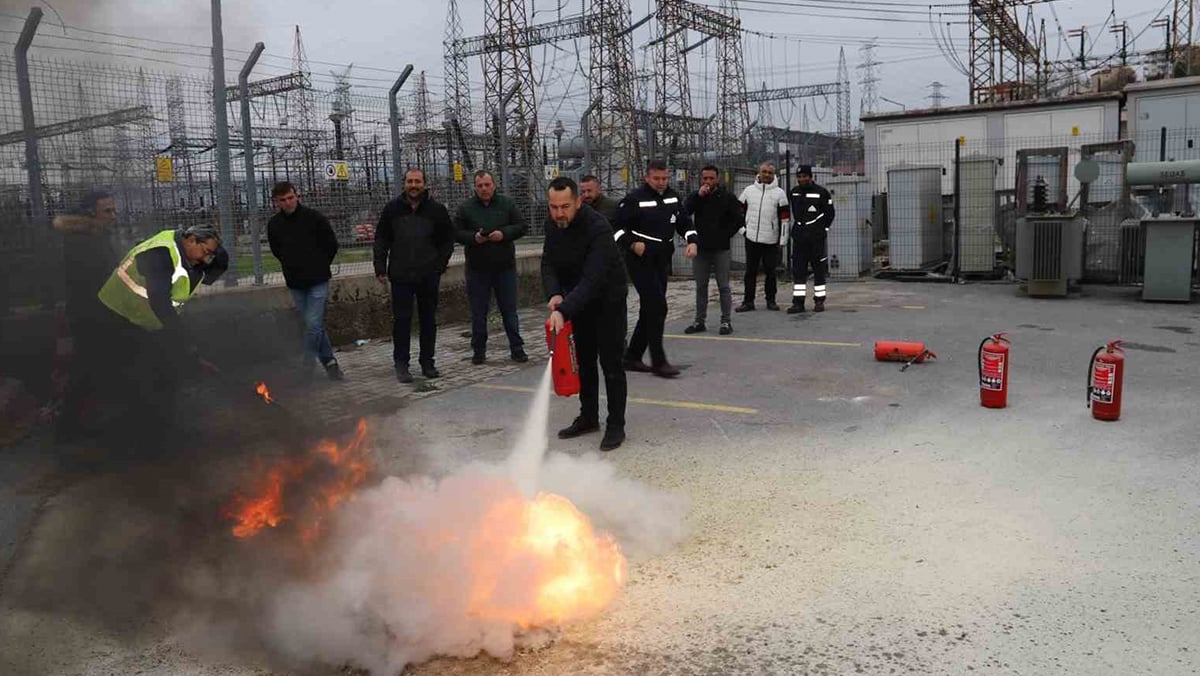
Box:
[735,162,791,312]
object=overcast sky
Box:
[0,0,1175,136]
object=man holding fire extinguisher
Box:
[543,176,629,451]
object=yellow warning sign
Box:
[1071,125,1080,136]
[453,162,464,182]
[323,160,350,181]
[155,156,174,183]
[957,136,966,146]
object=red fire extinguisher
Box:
[873,340,936,371]
[978,332,1010,409]
[1087,340,1125,421]
[545,319,581,397]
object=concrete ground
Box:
[2,279,1198,675]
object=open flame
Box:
[223,418,369,542]
[469,491,627,628]
[254,381,273,404]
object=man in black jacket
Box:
[683,165,743,336]
[267,181,343,380]
[453,170,527,365]
[543,176,628,452]
[613,159,693,378]
[373,168,455,383]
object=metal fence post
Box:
[240,42,264,285]
[952,137,962,282]
[388,64,414,197]
[15,8,44,229]
[211,0,236,286]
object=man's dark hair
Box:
[77,190,113,215]
[271,181,297,198]
[473,169,494,182]
[404,167,427,182]
[701,164,720,175]
[646,159,668,172]
[579,174,600,184]
[547,176,578,197]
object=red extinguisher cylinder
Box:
[1088,340,1124,421]
[874,341,934,363]
[545,319,581,397]
[978,332,1010,409]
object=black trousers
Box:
[790,227,827,300]
[624,250,670,366]
[742,238,781,304]
[391,273,441,367]
[574,300,628,428]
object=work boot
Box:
[511,349,529,363]
[814,298,826,313]
[624,358,652,373]
[558,416,600,439]
[684,321,706,334]
[599,426,625,451]
[421,364,440,379]
[786,300,806,314]
[735,302,755,313]
[472,351,486,365]
[766,300,781,311]
[719,321,733,335]
[395,364,414,384]
[323,360,345,381]
[652,362,680,378]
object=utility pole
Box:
[1110,22,1129,66]
[1067,26,1087,70]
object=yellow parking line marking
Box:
[839,303,927,310]
[901,305,927,310]
[665,334,861,348]
[472,384,758,415]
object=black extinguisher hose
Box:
[977,336,990,387]
[1086,345,1104,408]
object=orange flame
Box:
[223,418,370,542]
[470,492,627,627]
[254,381,273,404]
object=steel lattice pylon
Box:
[1173,0,1195,71]
[443,0,472,134]
[836,47,851,137]
[483,0,539,191]
[968,0,1040,104]
[654,0,693,163]
[588,0,641,189]
[716,0,750,159]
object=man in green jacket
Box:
[454,170,528,364]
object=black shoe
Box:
[323,360,345,381]
[472,352,485,365]
[600,426,625,451]
[684,321,706,334]
[814,298,826,313]
[421,364,440,378]
[395,365,414,383]
[652,362,680,378]
[735,303,755,313]
[624,358,652,373]
[766,301,781,311]
[511,349,529,363]
[786,301,806,314]
[719,321,733,335]
[558,416,600,439]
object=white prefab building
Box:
[1125,76,1200,162]
[862,93,1123,198]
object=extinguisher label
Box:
[1091,361,1115,404]
[980,352,1005,391]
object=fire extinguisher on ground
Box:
[545,319,581,397]
[1087,340,1125,421]
[978,332,1010,409]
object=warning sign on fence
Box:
[155,157,174,183]
[323,160,349,181]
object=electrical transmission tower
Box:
[857,39,880,119]
[654,0,694,161]
[836,47,851,136]
[588,0,641,188]
[415,71,432,169]
[483,0,540,191]
[716,0,750,158]
[289,26,319,186]
[443,0,472,133]
[927,81,947,109]
[968,0,1041,103]
[1173,0,1195,72]
[329,64,356,161]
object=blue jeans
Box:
[466,267,524,354]
[289,282,336,366]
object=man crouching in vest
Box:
[98,224,228,333]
